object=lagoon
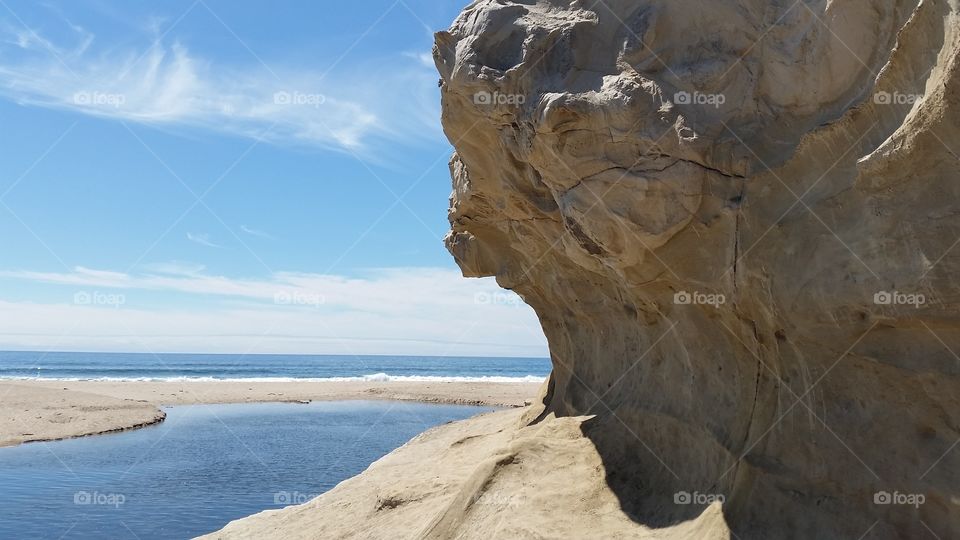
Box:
[0,401,492,539]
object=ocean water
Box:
[0,401,495,539]
[0,351,551,382]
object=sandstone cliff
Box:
[206,1,960,538]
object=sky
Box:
[0,0,549,357]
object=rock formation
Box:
[437,0,960,536]
[206,1,960,538]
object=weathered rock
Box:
[437,0,960,538]
[200,407,735,539]
[205,1,960,538]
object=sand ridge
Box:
[0,383,166,447]
[0,380,540,448]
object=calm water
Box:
[0,401,494,539]
[0,351,550,382]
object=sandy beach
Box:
[0,379,541,448]
[0,383,167,448]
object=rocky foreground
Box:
[208,0,960,538]
[201,399,730,539]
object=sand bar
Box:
[0,379,542,448]
[0,383,166,447]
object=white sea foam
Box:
[0,373,546,383]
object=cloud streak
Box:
[0,266,548,356]
[186,232,223,248]
[239,225,273,240]
[0,19,443,154]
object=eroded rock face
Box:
[438,0,960,537]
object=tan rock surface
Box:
[200,405,729,540]
[209,0,960,538]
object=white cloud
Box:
[402,51,435,69]
[0,22,443,154]
[186,232,223,248]
[0,266,549,356]
[141,261,206,276]
[239,225,273,240]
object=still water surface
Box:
[0,400,492,539]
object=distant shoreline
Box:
[0,351,552,385]
[0,379,541,448]
[0,349,551,360]
[0,374,546,383]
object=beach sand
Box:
[0,383,167,447]
[0,379,541,448]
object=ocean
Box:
[0,401,494,539]
[0,351,551,383]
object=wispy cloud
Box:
[0,266,519,312]
[239,225,274,240]
[402,51,435,69]
[0,266,548,356]
[0,18,442,154]
[186,232,223,248]
[141,261,206,276]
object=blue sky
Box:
[0,0,548,356]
